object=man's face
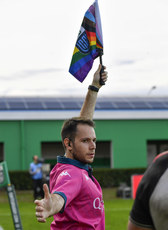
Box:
[70,124,96,164]
[34,156,38,164]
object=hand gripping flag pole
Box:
[99,50,105,85]
[69,0,105,85]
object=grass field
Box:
[0,188,133,230]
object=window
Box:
[92,141,111,168]
[41,141,112,168]
[41,142,64,167]
[0,143,4,162]
[147,140,168,165]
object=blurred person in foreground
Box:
[29,155,44,200]
[34,64,108,230]
[128,150,168,230]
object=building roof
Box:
[0,97,168,120]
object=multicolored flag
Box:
[69,0,103,82]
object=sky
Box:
[0,0,168,98]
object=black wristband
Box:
[88,85,99,92]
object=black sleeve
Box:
[130,168,154,228]
[130,152,168,228]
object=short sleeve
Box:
[51,167,82,208]
[130,189,153,228]
[130,168,154,228]
[130,153,168,229]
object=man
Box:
[128,150,168,230]
[35,64,108,229]
[29,155,44,199]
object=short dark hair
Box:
[61,117,95,149]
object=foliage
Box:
[93,168,146,187]
[9,171,32,190]
[8,168,146,190]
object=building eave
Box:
[0,109,168,120]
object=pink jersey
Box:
[50,156,105,230]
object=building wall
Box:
[0,120,63,170]
[97,119,168,168]
[0,119,168,170]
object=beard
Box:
[71,148,94,164]
[72,150,87,164]
[69,141,95,164]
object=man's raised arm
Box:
[80,64,108,120]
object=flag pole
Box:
[99,50,105,85]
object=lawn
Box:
[0,188,133,230]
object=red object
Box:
[131,175,143,199]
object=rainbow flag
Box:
[69,0,103,82]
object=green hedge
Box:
[9,171,32,190]
[8,168,146,190]
[93,168,146,188]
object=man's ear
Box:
[64,138,72,150]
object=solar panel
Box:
[96,101,116,109]
[44,101,63,110]
[131,102,149,109]
[0,97,168,111]
[26,102,44,110]
[147,102,165,109]
[0,102,7,110]
[159,102,168,108]
[61,101,81,109]
[7,102,25,110]
[112,102,133,109]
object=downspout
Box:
[20,120,25,170]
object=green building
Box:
[0,97,168,171]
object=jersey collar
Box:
[57,155,91,170]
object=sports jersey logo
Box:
[93,197,104,212]
[60,171,71,177]
[84,174,89,181]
